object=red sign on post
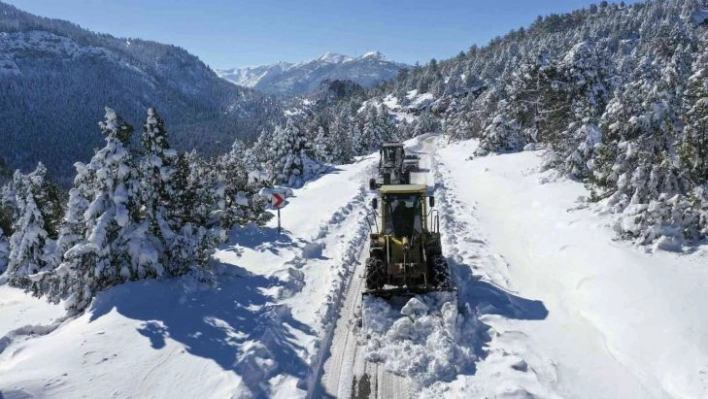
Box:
[272,193,286,208]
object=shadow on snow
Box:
[450,255,548,374]
[224,224,301,256]
[89,260,315,399]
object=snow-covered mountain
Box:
[217,51,406,96]
[0,2,282,184]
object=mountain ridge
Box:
[0,1,283,184]
[216,51,406,96]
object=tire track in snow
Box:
[305,162,383,398]
[312,159,413,399]
[305,186,370,397]
[224,162,379,398]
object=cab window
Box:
[385,195,422,237]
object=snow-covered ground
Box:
[0,155,378,399]
[3,136,708,398]
[423,138,708,398]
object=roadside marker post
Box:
[258,187,291,235]
[271,192,286,234]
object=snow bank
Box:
[0,285,63,338]
[436,137,708,398]
[362,292,477,388]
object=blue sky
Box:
[5,0,640,69]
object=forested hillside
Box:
[295,0,708,248]
[0,1,283,184]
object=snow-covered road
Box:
[315,137,442,399]
[320,135,708,399]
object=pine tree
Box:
[0,176,18,235]
[3,164,58,290]
[247,128,274,172]
[328,112,354,163]
[57,108,160,313]
[55,161,94,267]
[0,227,8,276]
[268,119,309,186]
[313,126,331,163]
[475,101,524,156]
[138,108,182,274]
[560,43,609,178]
[413,110,441,137]
[215,138,271,228]
[168,151,226,277]
[681,58,708,183]
[357,105,389,153]
[349,121,363,156]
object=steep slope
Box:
[0,2,283,184]
[217,51,406,96]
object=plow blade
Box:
[362,285,456,300]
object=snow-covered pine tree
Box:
[58,108,161,313]
[349,121,363,156]
[0,228,8,276]
[376,105,397,142]
[413,109,441,137]
[328,112,354,163]
[167,151,225,277]
[0,175,18,235]
[215,138,271,229]
[475,101,524,156]
[3,164,58,291]
[357,104,388,154]
[681,55,708,183]
[329,112,355,163]
[137,108,184,275]
[313,126,332,163]
[589,59,692,245]
[508,57,548,143]
[398,119,414,141]
[559,43,609,179]
[443,93,480,142]
[246,128,274,172]
[267,119,309,186]
[40,161,96,302]
[591,85,643,195]
[0,170,14,279]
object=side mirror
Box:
[429,196,435,208]
[372,198,378,210]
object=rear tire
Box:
[365,257,385,290]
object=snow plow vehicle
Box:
[369,142,419,190]
[364,184,453,297]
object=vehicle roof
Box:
[382,142,404,148]
[379,184,427,194]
